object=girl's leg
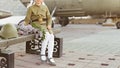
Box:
[40,32,50,61]
[47,33,54,58]
[47,33,56,66]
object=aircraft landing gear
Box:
[59,17,69,27]
[116,22,120,29]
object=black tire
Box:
[59,17,69,27]
[52,20,54,28]
[116,22,120,29]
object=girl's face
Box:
[35,0,43,5]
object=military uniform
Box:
[25,4,52,33]
[24,4,55,65]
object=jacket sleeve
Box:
[24,7,32,25]
[46,6,52,26]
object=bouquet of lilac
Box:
[17,20,42,39]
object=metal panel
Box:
[83,0,120,15]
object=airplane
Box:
[20,0,120,28]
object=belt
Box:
[32,18,47,22]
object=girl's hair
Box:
[27,0,45,8]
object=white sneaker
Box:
[40,54,47,63]
[47,58,56,66]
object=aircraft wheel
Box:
[59,17,69,27]
[52,20,54,28]
[116,22,120,29]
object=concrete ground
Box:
[6,24,120,68]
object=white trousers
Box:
[41,32,54,58]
